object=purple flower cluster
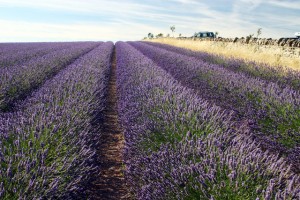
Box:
[0,42,80,68]
[1,40,299,199]
[130,41,300,149]
[0,42,113,198]
[145,41,300,91]
[116,41,300,199]
[0,42,100,111]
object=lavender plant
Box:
[0,42,99,112]
[0,42,79,68]
[0,43,46,63]
[0,42,113,199]
[116,41,300,199]
[129,133,300,200]
[130,42,300,149]
[117,42,231,154]
[145,41,300,91]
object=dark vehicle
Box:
[193,31,215,38]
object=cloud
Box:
[0,0,298,41]
[169,0,199,4]
[0,18,166,42]
[267,0,300,10]
[0,0,219,40]
[0,0,162,15]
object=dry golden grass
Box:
[148,38,300,71]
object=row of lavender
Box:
[0,42,114,198]
[0,42,81,68]
[116,42,300,199]
[145,42,300,91]
[0,42,99,112]
[130,42,300,152]
[0,43,48,66]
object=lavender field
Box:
[0,41,299,199]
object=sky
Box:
[0,0,299,42]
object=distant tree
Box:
[143,37,148,40]
[256,28,262,38]
[248,33,254,39]
[246,33,254,43]
[166,33,170,37]
[156,33,164,38]
[148,33,154,39]
[179,33,182,37]
[170,25,175,37]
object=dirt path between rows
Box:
[90,48,130,199]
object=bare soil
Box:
[89,48,130,199]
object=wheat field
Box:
[148,37,300,71]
